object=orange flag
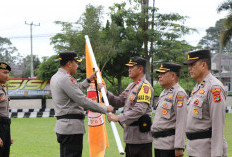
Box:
[86,43,109,157]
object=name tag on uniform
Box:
[137,83,151,104]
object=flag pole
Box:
[85,35,125,155]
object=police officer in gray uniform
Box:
[0,62,13,157]
[151,63,188,157]
[184,49,227,157]
[104,57,154,157]
[50,51,113,157]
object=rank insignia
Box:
[70,78,77,85]
[163,103,168,108]
[168,95,173,99]
[194,99,199,105]
[193,108,198,115]
[191,90,195,95]
[211,88,221,102]
[162,109,168,115]
[199,90,205,94]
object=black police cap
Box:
[184,49,211,65]
[58,51,82,63]
[0,62,11,71]
[125,57,146,67]
[156,63,181,73]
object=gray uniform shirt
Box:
[0,85,9,118]
[186,73,227,157]
[50,68,107,134]
[107,76,154,144]
[151,83,188,150]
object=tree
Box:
[217,0,232,47]
[21,55,41,78]
[198,19,232,52]
[35,55,59,81]
[0,37,18,64]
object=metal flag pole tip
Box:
[85,35,125,155]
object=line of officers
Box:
[0,49,228,157]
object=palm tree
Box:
[218,0,232,47]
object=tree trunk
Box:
[117,76,122,95]
[140,0,150,82]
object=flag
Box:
[86,43,109,157]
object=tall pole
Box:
[25,21,40,78]
[85,35,124,155]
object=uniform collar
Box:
[59,68,71,76]
[133,75,145,85]
[192,73,212,95]
[163,82,179,95]
[197,73,212,88]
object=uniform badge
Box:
[168,95,173,99]
[194,99,199,105]
[211,88,221,102]
[143,85,150,94]
[176,95,184,108]
[162,109,168,115]
[70,78,77,85]
[0,64,7,69]
[163,103,168,108]
[130,96,134,100]
[193,108,198,115]
[0,97,5,101]
[137,83,151,104]
[199,90,205,94]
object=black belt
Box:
[130,121,139,126]
[152,129,175,138]
[56,114,85,120]
[186,128,212,140]
[0,117,11,124]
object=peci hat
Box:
[183,49,211,65]
[0,62,11,71]
[156,63,181,73]
[125,57,146,67]
[58,51,82,63]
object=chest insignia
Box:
[199,90,205,94]
[193,108,198,115]
[194,99,199,105]
[0,97,5,101]
[163,103,168,108]
[168,95,173,99]
[162,109,168,115]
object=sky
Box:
[0,0,228,59]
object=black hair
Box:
[199,58,211,70]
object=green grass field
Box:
[10,114,232,157]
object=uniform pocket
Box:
[161,102,172,119]
[192,98,203,119]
